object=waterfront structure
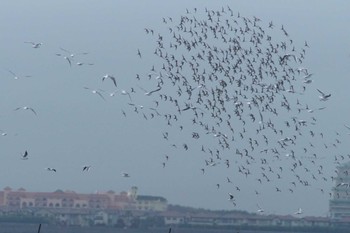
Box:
[161,211,331,228]
[128,186,167,212]
[0,186,167,213]
[0,187,132,210]
[329,161,350,220]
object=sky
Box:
[0,0,350,217]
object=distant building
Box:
[329,161,350,221]
[128,186,168,211]
[0,186,169,226]
[0,187,133,211]
[160,210,331,228]
[0,186,167,225]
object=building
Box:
[329,161,350,220]
[0,187,133,211]
[128,186,167,212]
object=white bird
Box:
[24,41,43,48]
[121,90,132,101]
[303,73,313,79]
[109,91,117,97]
[307,107,326,113]
[14,106,37,115]
[84,87,105,101]
[337,182,350,188]
[294,208,303,215]
[5,69,31,80]
[303,79,313,84]
[76,62,94,66]
[58,47,88,59]
[122,172,130,178]
[102,74,117,87]
[317,89,331,101]
[64,56,72,67]
[0,130,7,136]
[138,85,162,96]
[257,204,264,213]
[296,67,309,75]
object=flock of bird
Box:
[2,6,349,216]
[126,6,349,215]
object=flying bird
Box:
[46,168,57,172]
[14,106,37,115]
[317,89,331,101]
[228,193,234,200]
[24,41,43,48]
[122,172,130,177]
[138,85,162,96]
[294,208,303,215]
[102,74,117,87]
[257,204,264,213]
[121,90,132,101]
[0,130,7,136]
[83,165,91,171]
[137,49,142,58]
[21,150,29,160]
[5,69,31,80]
[84,87,106,101]
[64,56,72,67]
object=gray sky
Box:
[0,0,350,217]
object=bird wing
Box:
[6,69,16,76]
[60,47,71,54]
[96,91,106,101]
[109,76,117,87]
[64,57,72,66]
[29,108,37,115]
[317,89,325,97]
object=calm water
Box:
[0,224,347,233]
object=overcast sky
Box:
[0,0,349,217]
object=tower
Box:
[128,186,138,200]
[329,162,350,219]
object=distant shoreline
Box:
[0,223,348,233]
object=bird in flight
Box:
[14,106,37,115]
[228,192,234,200]
[46,167,57,172]
[121,89,132,101]
[102,74,117,87]
[64,56,72,67]
[138,85,162,96]
[122,172,130,177]
[137,49,142,58]
[0,130,7,136]
[257,204,264,213]
[24,41,43,48]
[58,47,88,59]
[5,69,31,80]
[21,150,29,160]
[317,89,331,101]
[83,165,91,171]
[84,87,106,101]
[294,208,303,215]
